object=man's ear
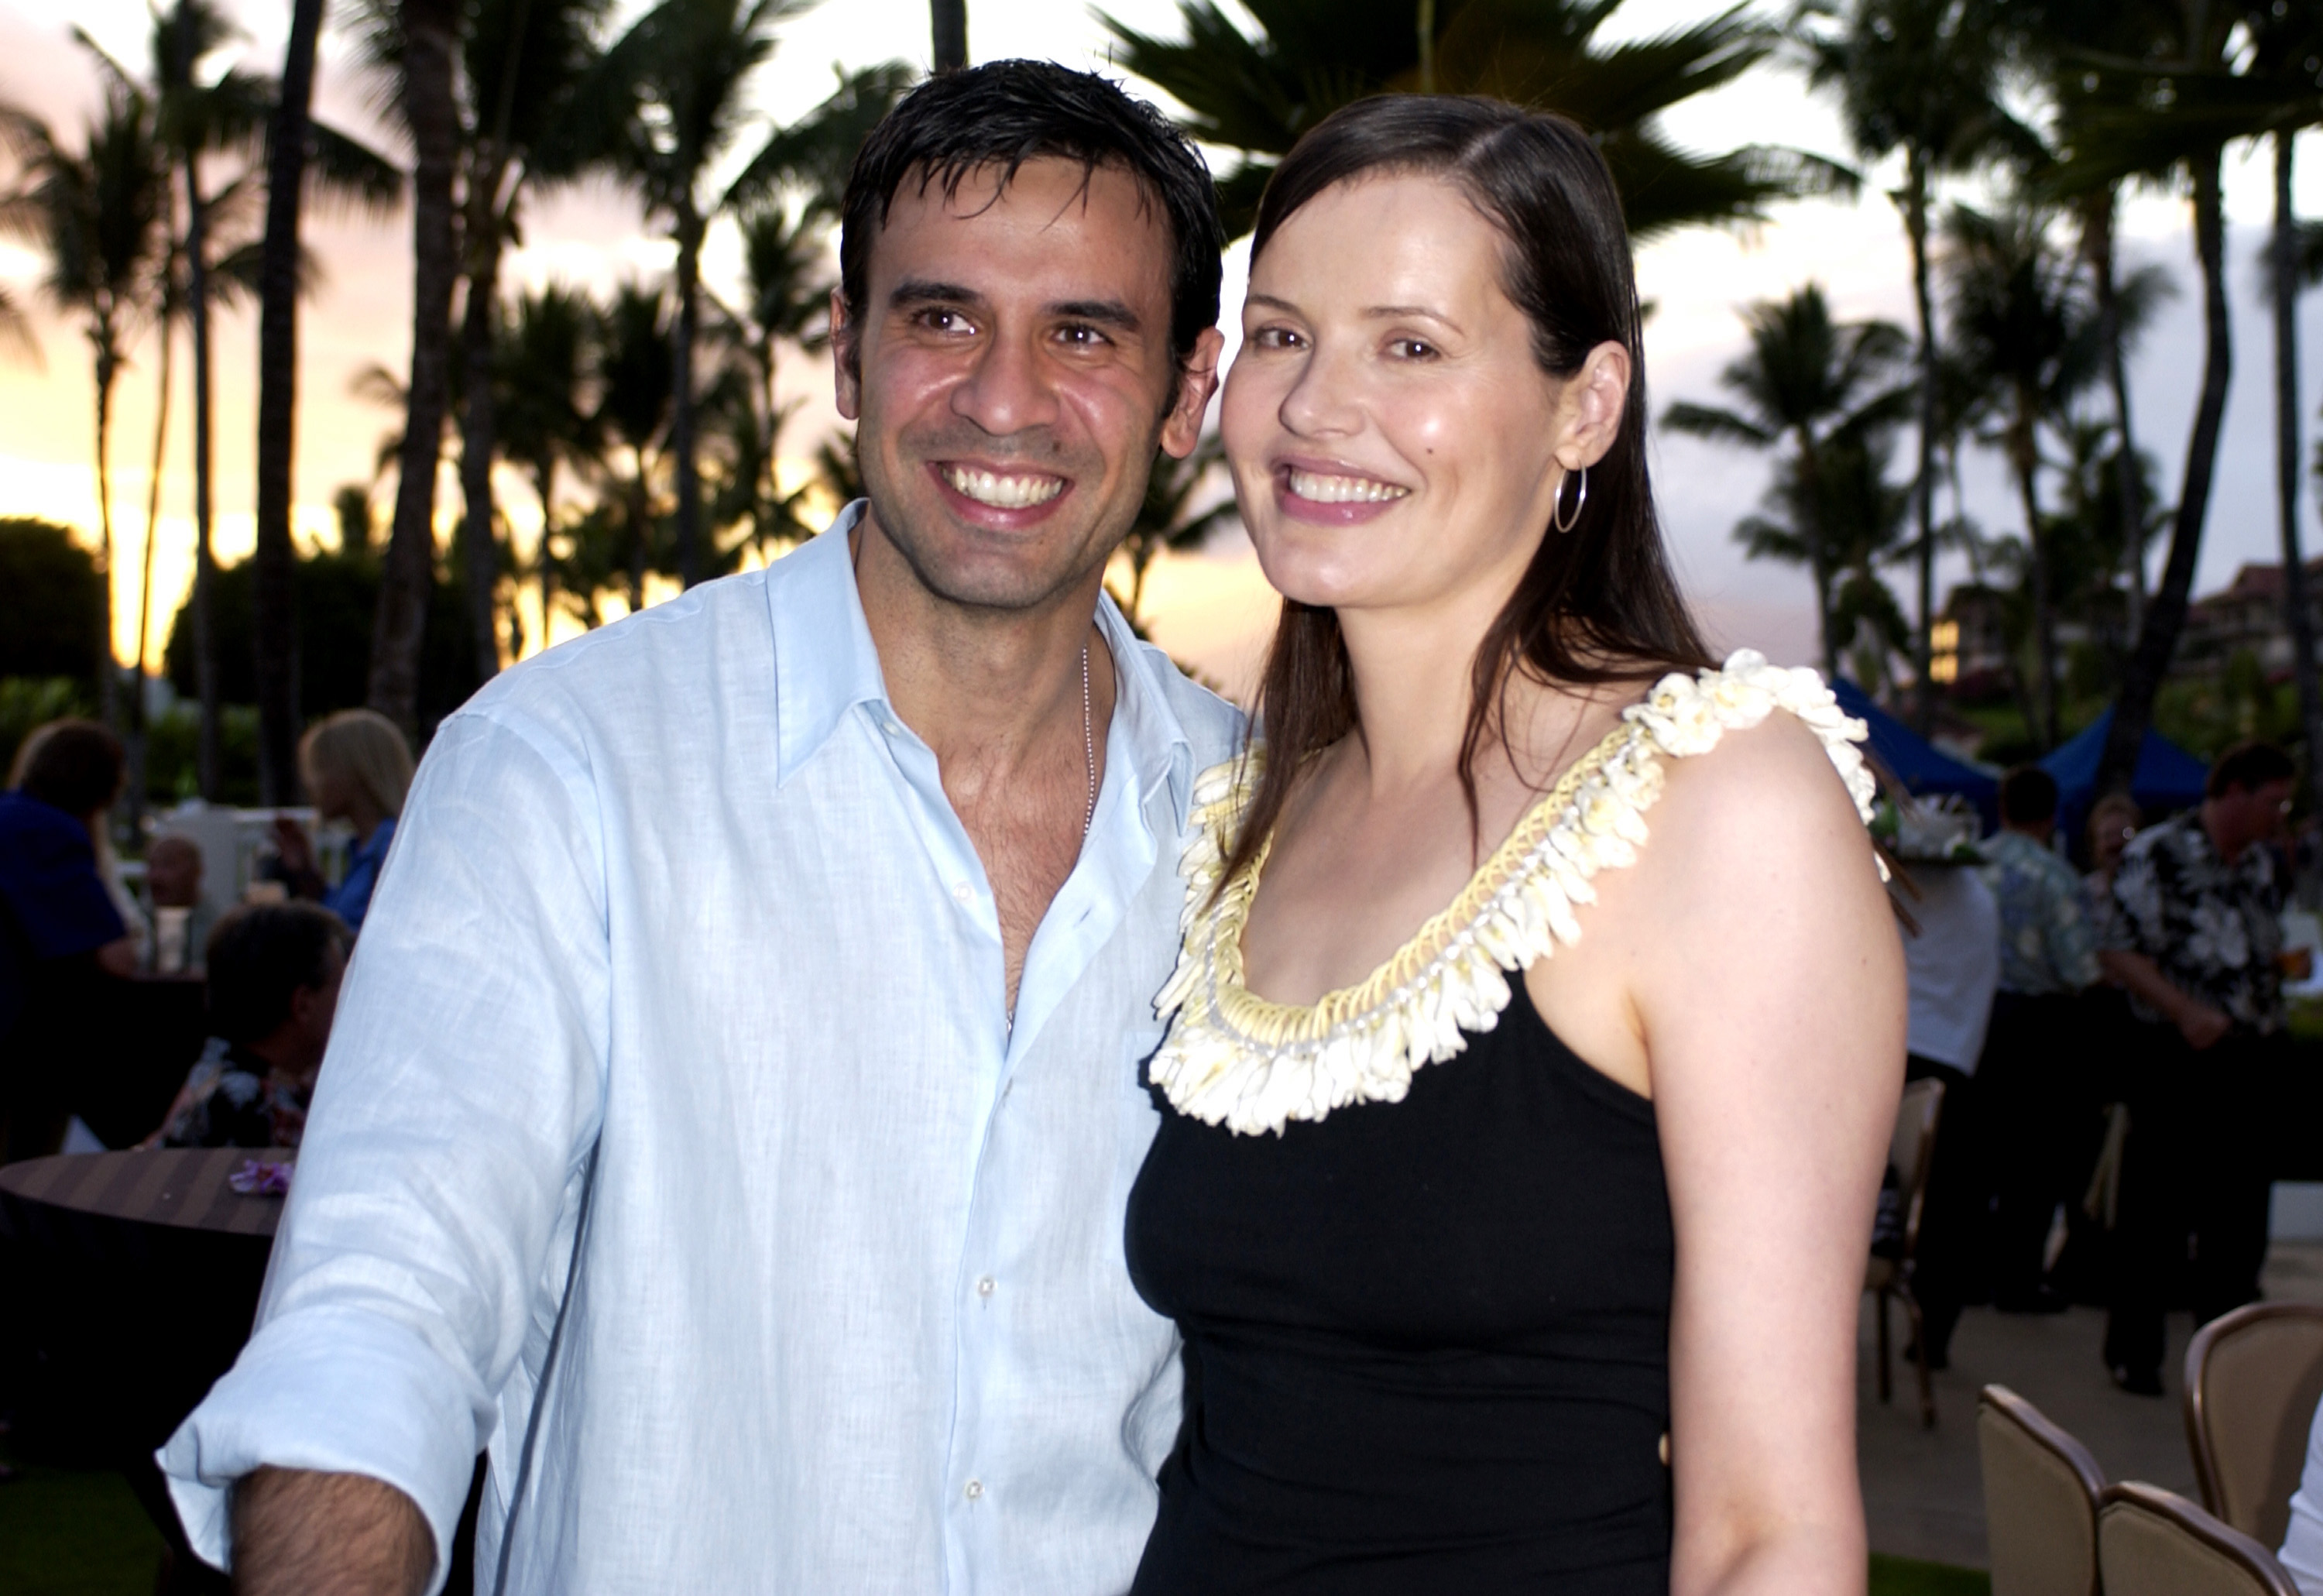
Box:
[1158,325,1226,461]
[831,287,862,421]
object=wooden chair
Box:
[1978,1384,2106,1596]
[2185,1302,2323,1550]
[1868,1076,1945,1427]
[2098,1481,2302,1596]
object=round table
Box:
[0,1147,292,1241]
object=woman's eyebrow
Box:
[1363,304,1458,328]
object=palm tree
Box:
[932,0,966,70]
[1796,0,2033,725]
[431,0,613,688]
[0,87,166,733]
[140,0,274,797]
[1105,0,1848,241]
[1941,198,2098,748]
[368,0,464,736]
[2249,6,2323,784]
[1662,283,1911,674]
[585,0,807,592]
[1738,423,1915,689]
[592,281,675,614]
[2047,0,2259,798]
[1112,434,1234,633]
[254,0,399,801]
[496,283,600,654]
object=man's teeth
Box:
[942,466,1065,509]
[1287,468,1409,505]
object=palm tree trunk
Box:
[535,455,556,655]
[129,293,173,833]
[2084,190,2147,640]
[1906,159,1939,732]
[369,0,463,736]
[671,206,704,589]
[2098,148,2232,799]
[184,157,221,801]
[92,348,119,731]
[2013,425,2057,747]
[254,0,325,805]
[2270,130,2323,788]
[459,199,505,684]
[931,0,966,70]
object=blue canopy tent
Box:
[1831,678,2000,826]
[2038,708,2209,843]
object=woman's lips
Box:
[1274,462,1411,525]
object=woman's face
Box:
[1221,170,1625,623]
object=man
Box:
[1976,765,2102,1313]
[2096,740,2296,1395]
[1,719,139,1160]
[160,62,1233,1594]
[1897,828,2000,1370]
[148,902,348,1150]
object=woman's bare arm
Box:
[232,1467,433,1596]
[1630,716,1906,1596]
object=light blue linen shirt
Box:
[160,503,1242,1595]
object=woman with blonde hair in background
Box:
[1124,95,1905,1594]
[269,709,413,932]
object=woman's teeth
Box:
[942,466,1065,509]
[1286,468,1409,505]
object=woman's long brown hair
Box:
[1218,95,1715,892]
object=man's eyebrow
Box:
[1050,298,1141,332]
[887,278,987,310]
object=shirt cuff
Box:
[156,1308,482,1592]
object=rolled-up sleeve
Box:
[159,702,610,1586]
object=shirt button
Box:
[952,881,973,904]
[964,1478,983,1500]
[884,719,904,737]
[977,1276,996,1297]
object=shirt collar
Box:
[767,502,892,788]
[768,499,1197,821]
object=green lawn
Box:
[0,1459,164,1596]
[1872,1551,1993,1596]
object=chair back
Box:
[1890,1077,1945,1262]
[2185,1303,2323,1548]
[1979,1385,2106,1596]
[2098,1481,2301,1596]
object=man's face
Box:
[834,157,1220,614]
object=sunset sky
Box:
[2,0,2319,700]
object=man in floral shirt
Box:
[1978,767,2102,1313]
[2095,740,2296,1395]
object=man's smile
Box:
[937,462,1069,510]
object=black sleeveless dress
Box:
[1125,976,1676,1594]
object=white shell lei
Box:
[1148,650,1881,1137]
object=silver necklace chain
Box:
[1080,642,1096,839]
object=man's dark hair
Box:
[837,60,1223,375]
[9,718,125,817]
[2208,740,2297,799]
[1999,765,2059,828]
[206,902,350,1045]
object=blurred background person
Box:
[147,902,349,1151]
[2085,792,2143,909]
[1,720,139,1160]
[142,833,211,976]
[2095,740,2295,1395]
[1978,766,2101,1314]
[1899,833,2002,1369]
[266,709,413,932]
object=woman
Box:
[1126,98,1904,1594]
[269,709,413,932]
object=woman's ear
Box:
[1559,340,1632,471]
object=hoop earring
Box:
[1553,465,1587,534]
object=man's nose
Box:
[950,326,1061,437]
